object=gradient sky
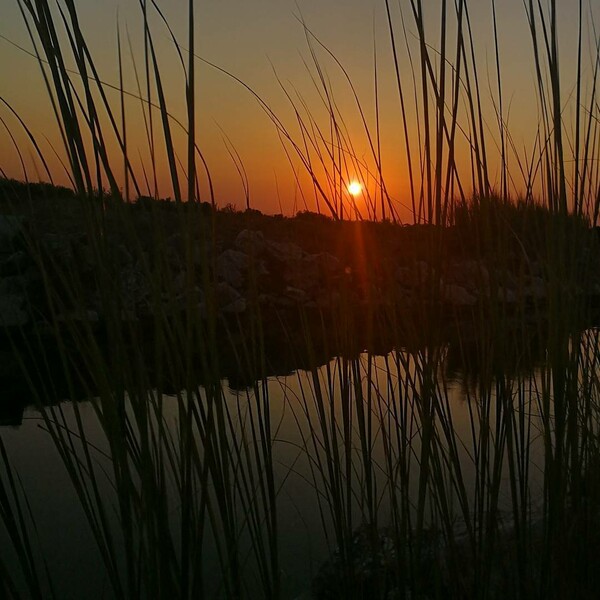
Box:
[0,1,598,220]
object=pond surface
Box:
[0,348,561,598]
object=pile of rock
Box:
[0,217,597,329]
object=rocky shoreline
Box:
[1,185,600,422]
[2,211,598,330]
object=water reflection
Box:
[0,308,581,426]
[0,350,556,597]
[2,320,599,597]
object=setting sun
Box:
[347,181,362,196]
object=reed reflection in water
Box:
[4,327,594,598]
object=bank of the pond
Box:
[1,179,600,416]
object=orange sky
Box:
[1,0,598,222]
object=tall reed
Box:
[1,1,600,599]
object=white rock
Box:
[215,281,242,306]
[306,252,341,274]
[215,249,248,288]
[446,259,490,290]
[284,286,309,304]
[443,284,477,306]
[266,240,303,261]
[235,229,266,255]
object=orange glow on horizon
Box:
[1,0,597,222]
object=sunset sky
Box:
[0,0,598,220]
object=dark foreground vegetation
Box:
[1,179,600,599]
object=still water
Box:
[0,348,553,598]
